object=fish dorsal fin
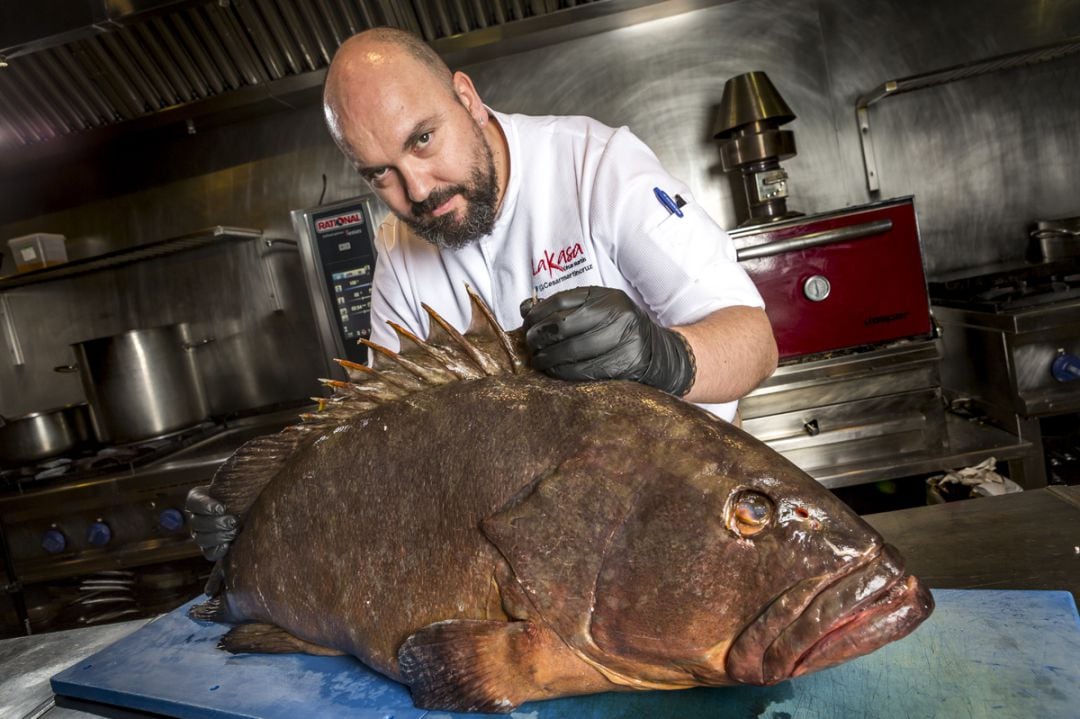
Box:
[207,286,527,521]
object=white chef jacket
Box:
[368,110,765,421]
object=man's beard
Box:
[400,144,499,250]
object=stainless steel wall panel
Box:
[818,0,1080,276]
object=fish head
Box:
[588,418,934,688]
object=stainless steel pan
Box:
[0,403,93,465]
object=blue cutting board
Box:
[51,589,1080,719]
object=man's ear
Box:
[452,71,486,124]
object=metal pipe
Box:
[294,0,336,65]
[101,32,161,111]
[274,0,321,72]
[83,37,145,117]
[411,0,439,41]
[333,0,362,34]
[170,12,227,94]
[0,85,34,145]
[735,220,894,261]
[135,22,195,103]
[316,0,347,47]
[491,0,507,26]
[187,7,243,90]
[254,0,304,75]
[509,0,526,23]
[234,0,287,80]
[432,0,456,38]
[20,55,86,131]
[351,0,378,29]
[36,50,102,126]
[468,0,488,30]
[116,26,179,106]
[52,44,116,121]
[1,71,60,139]
[206,3,267,86]
[11,68,71,135]
[151,16,211,99]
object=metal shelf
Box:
[0,226,263,291]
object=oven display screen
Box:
[310,203,377,365]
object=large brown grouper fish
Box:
[192,287,933,713]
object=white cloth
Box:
[369,110,764,421]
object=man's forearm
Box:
[673,306,778,404]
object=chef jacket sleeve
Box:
[587,127,764,327]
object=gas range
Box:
[929,256,1080,314]
[0,405,308,635]
[930,257,1080,486]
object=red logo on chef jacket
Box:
[316,211,364,233]
[532,243,588,277]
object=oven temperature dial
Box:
[87,521,112,547]
[42,528,67,554]
[1052,352,1080,382]
[803,275,831,302]
[159,508,185,532]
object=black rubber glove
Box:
[520,286,695,396]
[185,485,238,562]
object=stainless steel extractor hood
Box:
[0,0,683,158]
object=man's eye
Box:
[416,132,432,147]
[365,167,389,181]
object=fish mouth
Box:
[726,544,934,685]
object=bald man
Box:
[186,27,778,562]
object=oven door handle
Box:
[736,219,894,260]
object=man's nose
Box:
[398,162,433,205]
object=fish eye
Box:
[728,490,774,538]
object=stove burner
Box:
[1,420,221,492]
[929,257,1080,312]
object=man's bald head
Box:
[324,28,455,157]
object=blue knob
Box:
[87,521,112,547]
[159,508,185,532]
[1052,353,1080,382]
[42,529,67,554]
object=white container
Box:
[7,233,67,273]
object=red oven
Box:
[730,197,933,360]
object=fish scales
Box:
[193,286,933,713]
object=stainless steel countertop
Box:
[2,486,1078,719]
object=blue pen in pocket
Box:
[653,187,684,218]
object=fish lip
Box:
[789,573,933,679]
[725,544,932,685]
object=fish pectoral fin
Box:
[219,623,345,656]
[398,619,612,714]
